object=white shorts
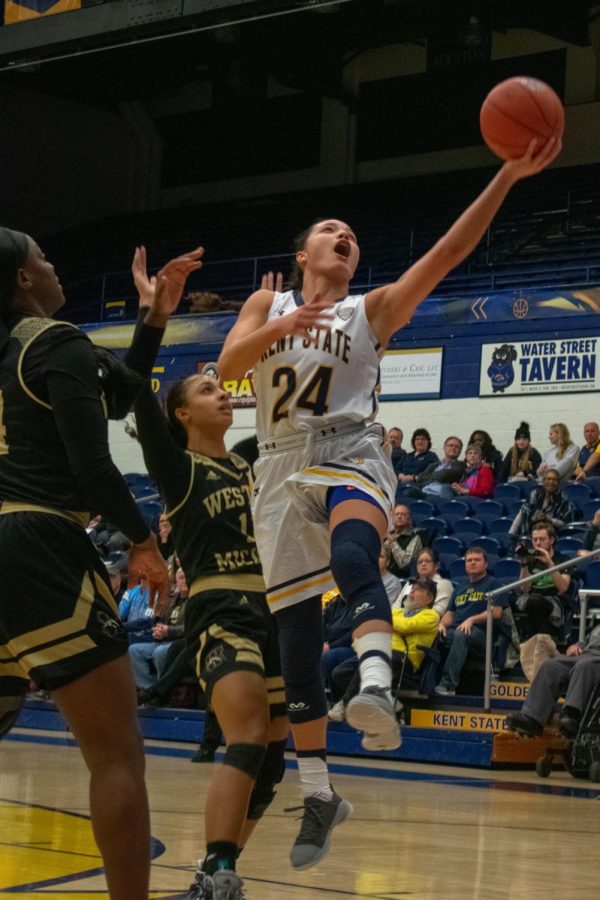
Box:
[252,421,396,612]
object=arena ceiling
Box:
[0,0,597,109]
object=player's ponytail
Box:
[287,220,325,292]
[166,379,190,449]
[0,227,29,353]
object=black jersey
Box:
[0,316,149,541]
[133,385,265,596]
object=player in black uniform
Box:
[129,247,289,900]
[0,227,200,900]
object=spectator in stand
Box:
[129,567,189,691]
[499,422,541,483]
[383,504,423,580]
[391,578,440,689]
[420,436,465,498]
[387,427,407,476]
[537,423,579,487]
[506,623,600,738]
[575,421,600,481]
[514,522,571,680]
[399,436,464,499]
[450,443,494,499]
[105,554,128,603]
[396,428,439,489]
[433,547,504,696]
[467,429,503,480]
[509,469,574,539]
[393,548,453,617]
[321,590,355,702]
[119,571,155,639]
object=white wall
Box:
[109,391,597,477]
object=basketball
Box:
[480,76,564,160]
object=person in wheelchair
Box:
[507,623,600,738]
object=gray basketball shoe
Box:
[345,685,401,751]
[288,789,353,869]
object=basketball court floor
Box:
[1,729,599,899]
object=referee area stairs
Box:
[14,678,566,770]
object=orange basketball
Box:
[480,76,564,160]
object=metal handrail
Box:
[481,547,600,711]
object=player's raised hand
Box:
[131,245,156,309]
[260,270,284,292]
[153,246,205,318]
[278,292,335,340]
[502,135,562,182]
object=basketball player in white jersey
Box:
[218,135,560,869]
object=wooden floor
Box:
[1,730,600,899]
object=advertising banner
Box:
[480,336,599,396]
[379,348,443,401]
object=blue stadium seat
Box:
[448,557,467,580]
[131,484,159,500]
[417,517,447,537]
[582,499,600,521]
[432,535,465,557]
[493,483,522,503]
[473,500,504,524]
[503,499,523,520]
[469,535,503,557]
[450,517,483,536]
[404,499,436,523]
[139,500,162,529]
[487,517,513,535]
[584,476,600,497]
[438,500,470,528]
[583,560,600,589]
[493,558,521,581]
[554,536,584,558]
[564,482,593,507]
[460,495,484,513]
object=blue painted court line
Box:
[6,729,600,800]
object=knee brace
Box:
[330,519,391,629]
[247,738,287,820]
[222,743,265,780]
[276,598,328,723]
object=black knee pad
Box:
[0,693,26,741]
[276,598,328,722]
[330,519,391,627]
[247,738,287,820]
[223,743,265,780]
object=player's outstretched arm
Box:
[365,136,561,346]
[218,289,333,381]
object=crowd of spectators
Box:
[324,417,600,717]
[65,415,600,746]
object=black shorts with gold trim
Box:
[186,586,285,717]
[0,511,128,697]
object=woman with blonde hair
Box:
[538,423,579,487]
[499,421,541,482]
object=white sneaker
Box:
[345,685,401,751]
[328,700,346,722]
[433,684,456,696]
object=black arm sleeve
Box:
[133,384,191,510]
[124,310,165,379]
[45,334,151,544]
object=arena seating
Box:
[43,161,600,324]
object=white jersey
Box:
[253,290,383,441]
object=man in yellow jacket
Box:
[392,579,440,685]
